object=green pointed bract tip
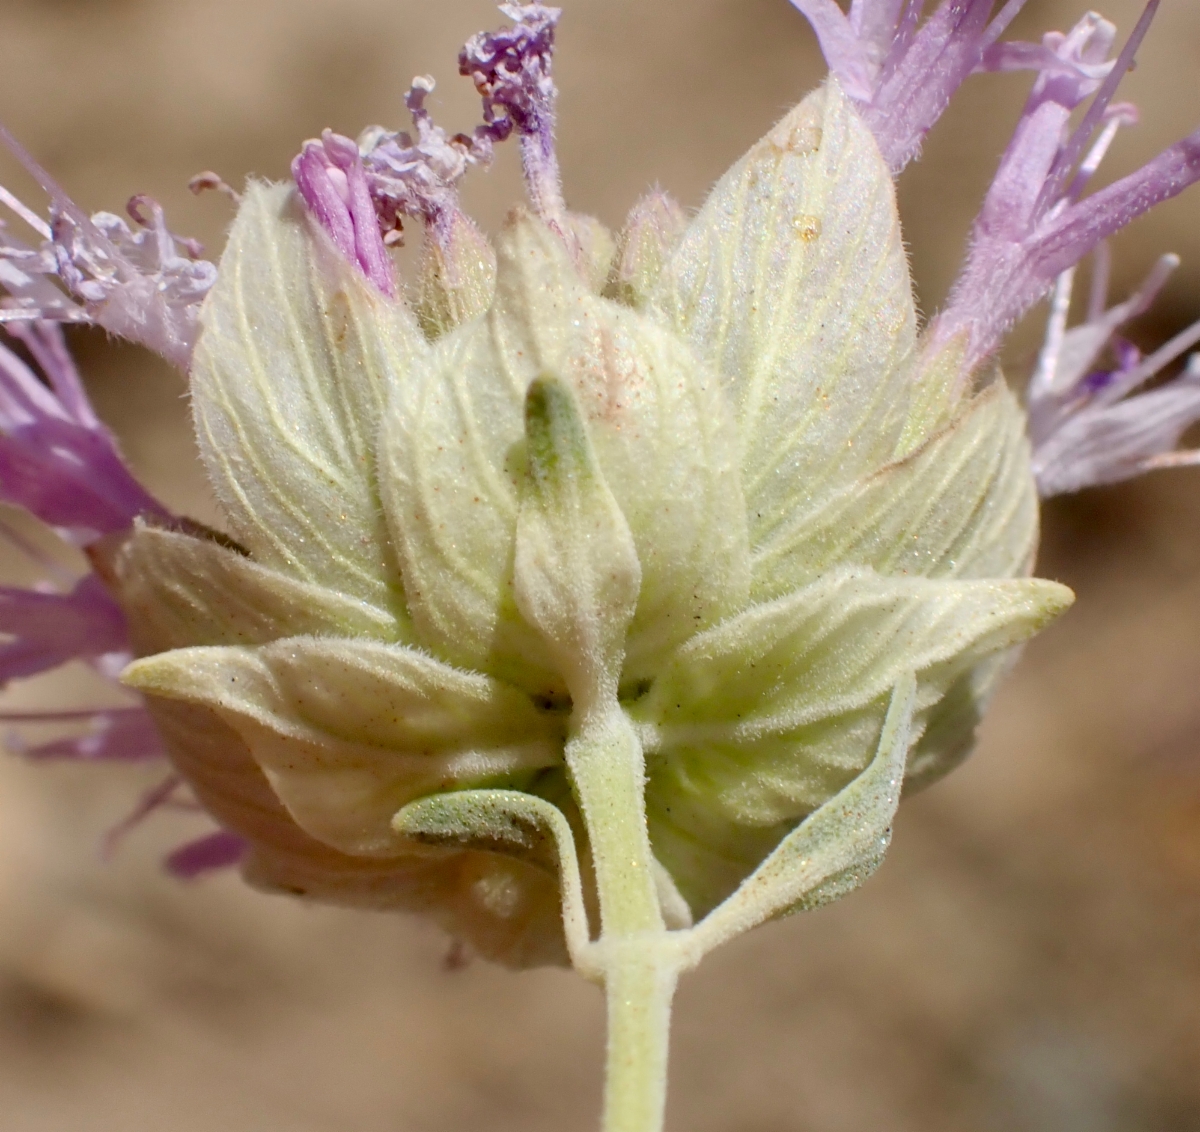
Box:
[524,375,589,487]
[108,78,1071,971]
[515,375,641,711]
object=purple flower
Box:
[790,0,1032,172]
[358,77,495,240]
[292,74,504,282]
[925,1,1200,382]
[4,705,164,762]
[0,522,167,770]
[294,3,568,278]
[0,573,129,684]
[291,130,397,297]
[1029,247,1200,496]
[0,319,238,869]
[794,5,1200,467]
[99,773,247,876]
[459,2,567,229]
[0,127,216,370]
[2,0,1199,928]
[165,829,248,879]
[459,2,560,143]
[0,321,167,543]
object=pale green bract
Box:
[117,80,1071,969]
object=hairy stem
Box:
[566,705,680,1132]
[601,938,679,1132]
[566,706,663,938]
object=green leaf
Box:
[393,787,592,967]
[123,637,565,857]
[682,674,914,960]
[633,567,1072,913]
[649,81,918,562]
[190,181,425,613]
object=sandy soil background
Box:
[2,1,1200,1129]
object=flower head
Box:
[1,0,1198,979]
[112,71,1070,961]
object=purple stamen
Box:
[1028,249,1200,496]
[0,322,168,541]
[0,126,216,369]
[358,76,495,244]
[792,0,1043,173]
[1034,0,1157,219]
[928,3,1200,381]
[459,3,567,230]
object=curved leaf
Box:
[394,788,592,969]
[682,673,914,962]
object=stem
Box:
[566,707,662,938]
[601,939,679,1132]
[566,707,681,1132]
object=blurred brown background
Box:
[2,1,1200,1129]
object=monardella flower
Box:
[460,3,567,227]
[1029,246,1200,496]
[1,129,216,370]
[928,1,1200,382]
[0,320,167,541]
[0,321,238,868]
[358,77,496,235]
[790,0,1028,171]
[2,3,1199,1131]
